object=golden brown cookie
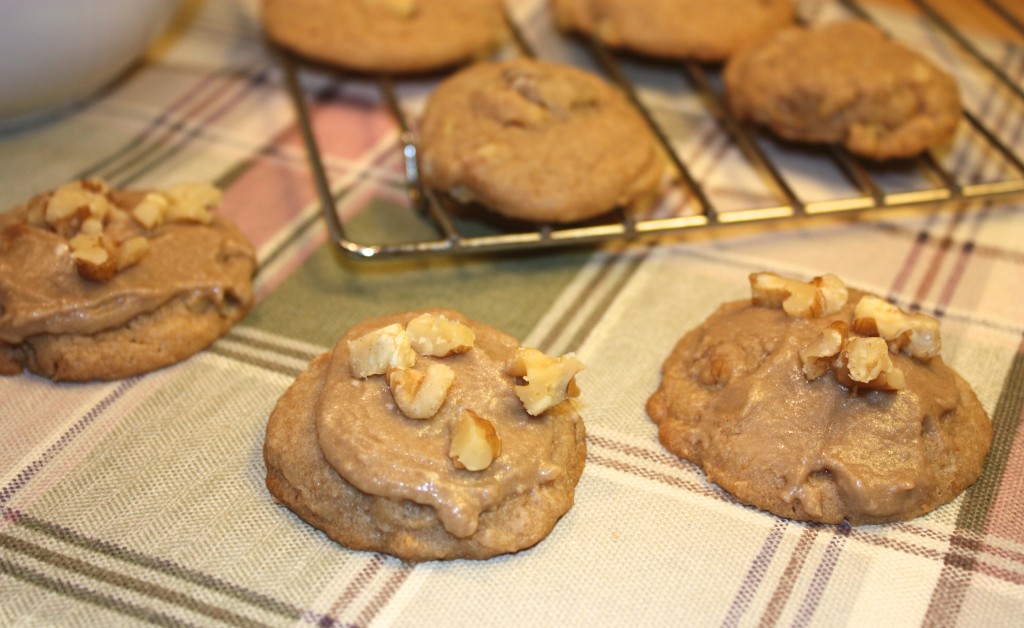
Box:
[417,58,663,223]
[260,0,506,74]
[646,272,991,525]
[724,20,962,160]
[0,179,256,381]
[264,309,587,562]
[551,0,795,63]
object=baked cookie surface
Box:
[417,58,663,223]
[646,273,991,525]
[264,309,587,562]
[551,0,795,62]
[261,0,506,74]
[0,179,256,381]
[724,20,962,160]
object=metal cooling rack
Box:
[278,0,1024,259]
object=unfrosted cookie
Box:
[417,58,663,223]
[261,0,506,74]
[724,20,962,160]
[0,179,256,381]
[551,0,795,63]
[264,309,587,562]
[646,272,991,525]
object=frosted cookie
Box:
[724,20,962,160]
[417,58,663,223]
[0,179,256,382]
[264,309,587,562]
[261,0,506,74]
[551,0,795,63]
[646,272,991,525]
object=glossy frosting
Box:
[315,311,571,538]
[0,190,254,343]
[648,290,992,524]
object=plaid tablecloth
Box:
[2,0,1023,625]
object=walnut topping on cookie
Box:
[853,295,941,360]
[406,312,475,357]
[386,363,455,419]
[833,336,906,392]
[449,409,501,472]
[799,321,849,380]
[68,233,119,281]
[348,323,417,378]
[750,272,848,318]
[508,347,585,416]
[798,320,907,391]
[19,178,226,283]
[44,179,115,236]
[353,317,585,420]
[131,183,219,228]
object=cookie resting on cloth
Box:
[263,309,587,562]
[724,20,962,160]
[551,0,795,62]
[417,57,664,223]
[646,272,991,525]
[260,0,506,74]
[0,179,256,382]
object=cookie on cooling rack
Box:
[264,308,587,562]
[550,0,795,63]
[417,57,664,223]
[260,0,506,74]
[0,179,256,382]
[724,20,962,160]
[646,272,992,525]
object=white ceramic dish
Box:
[0,0,181,130]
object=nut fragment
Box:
[405,313,475,357]
[833,336,906,391]
[45,179,112,228]
[68,233,117,281]
[386,363,455,419]
[132,193,169,229]
[163,183,221,224]
[348,324,417,378]
[449,409,501,472]
[750,272,848,318]
[116,236,150,271]
[799,321,848,381]
[852,295,941,360]
[507,347,584,416]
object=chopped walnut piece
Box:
[833,336,906,392]
[44,179,112,229]
[132,193,169,229]
[750,272,848,318]
[799,321,848,381]
[405,313,475,357]
[449,410,501,472]
[852,295,941,360]
[163,183,221,224]
[386,363,455,419]
[116,236,151,271]
[348,324,417,378]
[68,233,117,281]
[507,347,585,416]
